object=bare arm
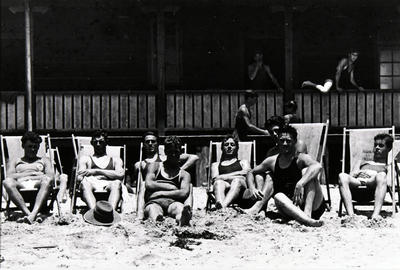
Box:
[242,113,270,136]
[265,65,283,91]
[148,170,191,201]
[335,58,346,90]
[78,156,124,180]
[350,70,363,90]
[6,159,43,180]
[179,153,199,171]
[145,162,179,192]
[248,64,259,81]
[246,156,275,199]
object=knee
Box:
[213,180,225,189]
[134,162,140,171]
[3,178,16,189]
[338,173,349,186]
[111,180,122,190]
[231,177,246,187]
[80,179,91,191]
[40,176,51,187]
[375,172,387,186]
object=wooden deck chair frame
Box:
[0,134,59,216]
[290,120,331,207]
[135,143,192,214]
[70,141,127,214]
[206,140,256,211]
[338,127,398,217]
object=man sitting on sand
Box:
[245,125,325,227]
[144,136,192,226]
[338,133,393,220]
[3,132,54,224]
[210,135,250,209]
[78,130,124,210]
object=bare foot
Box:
[179,205,192,227]
[307,219,324,227]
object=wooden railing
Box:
[1,90,399,132]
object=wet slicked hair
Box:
[374,133,393,150]
[164,136,182,152]
[277,125,298,141]
[21,131,42,146]
[142,131,158,141]
[91,130,108,143]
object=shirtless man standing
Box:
[246,125,325,226]
[78,130,125,210]
[338,133,393,219]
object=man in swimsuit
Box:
[248,50,284,92]
[78,130,124,210]
[245,125,325,226]
[210,135,250,209]
[144,136,192,226]
[338,133,393,219]
[233,90,269,141]
[3,132,54,224]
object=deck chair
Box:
[338,127,398,216]
[205,140,256,211]
[0,134,59,217]
[290,120,331,207]
[135,143,193,215]
[70,142,127,214]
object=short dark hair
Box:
[374,133,393,150]
[21,131,42,146]
[91,130,108,143]
[277,125,298,141]
[265,115,284,130]
[284,100,297,112]
[142,131,158,141]
[244,89,258,100]
[164,136,182,153]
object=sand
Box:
[1,186,400,270]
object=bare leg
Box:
[27,177,52,224]
[245,174,274,215]
[338,172,362,216]
[144,203,164,222]
[302,178,324,217]
[168,202,191,226]
[3,178,31,216]
[221,177,246,208]
[274,193,323,227]
[107,180,122,210]
[81,179,96,210]
[57,174,68,203]
[371,172,387,219]
[255,174,265,190]
[213,180,229,209]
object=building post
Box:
[24,0,33,131]
[156,9,166,135]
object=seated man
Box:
[3,132,54,224]
[78,130,124,210]
[210,135,250,209]
[246,125,325,227]
[144,136,192,226]
[129,131,199,191]
[338,133,393,219]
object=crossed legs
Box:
[213,177,246,209]
[244,174,274,215]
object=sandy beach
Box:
[1,186,399,270]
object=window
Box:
[379,48,400,90]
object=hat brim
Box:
[83,208,121,226]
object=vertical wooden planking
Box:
[138,94,147,128]
[393,92,400,126]
[357,93,365,127]
[176,94,184,128]
[366,92,374,127]
[257,93,266,127]
[265,93,275,121]
[7,101,16,130]
[101,94,109,129]
[194,94,202,128]
[110,95,119,129]
[166,94,175,128]
[383,92,392,126]
[212,93,220,128]
[35,94,44,129]
[0,100,6,130]
[294,93,303,121]
[348,92,357,127]
[303,93,312,123]
[148,94,156,128]
[16,95,25,129]
[129,94,138,128]
[45,94,53,129]
[73,95,82,129]
[83,94,91,129]
[120,94,129,129]
[203,94,211,128]
[92,94,101,129]
[339,93,347,127]
[275,93,283,116]
[230,93,238,128]
[321,93,330,123]
[220,93,230,128]
[374,92,383,127]
[185,94,193,128]
[64,95,72,130]
[330,92,339,126]
[54,94,63,129]
[312,93,321,123]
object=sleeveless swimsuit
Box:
[218,160,242,175]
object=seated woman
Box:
[3,132,54,224]
[211,135,250,209]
